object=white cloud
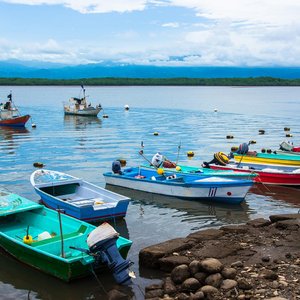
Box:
[2,0,149,13]
[162,22,179,28]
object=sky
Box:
[0,0,300,66]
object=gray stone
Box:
[164,277,177,295]
[199,258,223,273]
[159,256,191,272]
[181,278,201,292]
[171,264,191,284]
[189,260,200,275]
[187,228,224,241]
[145,282,163,291]
[177,292,190,300]
[194,272,207,284]
[275,219,300,230]
[221,267,237,279]
[237,278,253,290]
[200,285,219,296]
[231,260,244,268]
[269,214,300,223]
[190,291,205,300]
[246,218,271,227]
[144,289,164,299]
[260,269,278,280]
[205,273,223,288]
[221,279,238,290]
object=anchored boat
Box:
[0,190,132,283]
[103,167,253,204]
[0,93,30,127]
[30,169,130,222]
[64,85,102,116]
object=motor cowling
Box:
[112,160,122,174]
[87,223,132,285]
[151,153,164,167]
[237,143,249,154]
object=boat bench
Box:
[30,224,88,247]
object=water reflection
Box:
[0,126,30,154]
[250,184,300,206]
[63,115,102,130]
[106,185,251,226]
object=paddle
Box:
[57,208,65,258]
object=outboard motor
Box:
[202,152,229,168]
[87,223,132,285]
[112,160,122,174]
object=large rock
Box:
[164,277,177,295]
[189,260,200,275]
[159,255,191,272]
[220,279,238,290]
[139,238,194,268]
[200,285,219,296]
[171,264,191,284]
[220,224,249,234]
[269,214,300,223]
[221,267,237,279]
[187,228,224,241]
[246,218,271,228]
[199,258,223,274]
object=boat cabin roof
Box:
[0,191,41,217]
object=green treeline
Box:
[0,77,300,86]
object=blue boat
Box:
[31,169,130,222]
[103,167,254,204]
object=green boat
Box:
[0,190,132,283]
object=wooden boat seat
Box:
[31,224,88,247]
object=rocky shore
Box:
[139,214,300,300]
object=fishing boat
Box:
[64,85,102,116]
[103,167,254,204]
[208,163,300,186]
[141,164,256,180]
[30,169,130,222]
[0,93,30,127]
[0,190,132,283]
[275,141,300,156]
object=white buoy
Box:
[214,108,218,112]
[124,104,129,111]
[32,123,36,128]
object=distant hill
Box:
[0,60,300,79]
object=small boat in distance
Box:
[31,169,130,222]
[0,190,132,283]
[103,167,254,204]
[64,85,102,116]
[0,92,30,127]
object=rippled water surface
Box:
[0,86,300,299]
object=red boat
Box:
[0,93,30,127]
[209,164,300,186]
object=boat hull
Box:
[64,108,101,116]
[103,169,253,204]
[210,164,300,186]
[0,114,30,127]
[234,153,300,166]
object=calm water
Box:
[0,86,300,299]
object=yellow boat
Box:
[233,152,300,166]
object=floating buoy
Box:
[226,135,234,139]
[214,108,218,112]
[261,148,266,153]
[259,129,265,135]
[103,115,109,118]
[124,104,129,111]
[187,151,194,158]
[157,168,164,175]
[249,140,256,144]
[153,132,159,136]
[23,235,33,245]
[267,149,272,153]
[231,146,239,152]
[33,162,44,168]
[286,133,293,137]
[31,123,36,128]
[284,127,290,131]
[175,166,181,171]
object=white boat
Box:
[30,169,130,222]
[103,167,254,204]
[64,85,102,116]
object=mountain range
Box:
[1,60,300,79]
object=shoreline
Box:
[139,214,300,299]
